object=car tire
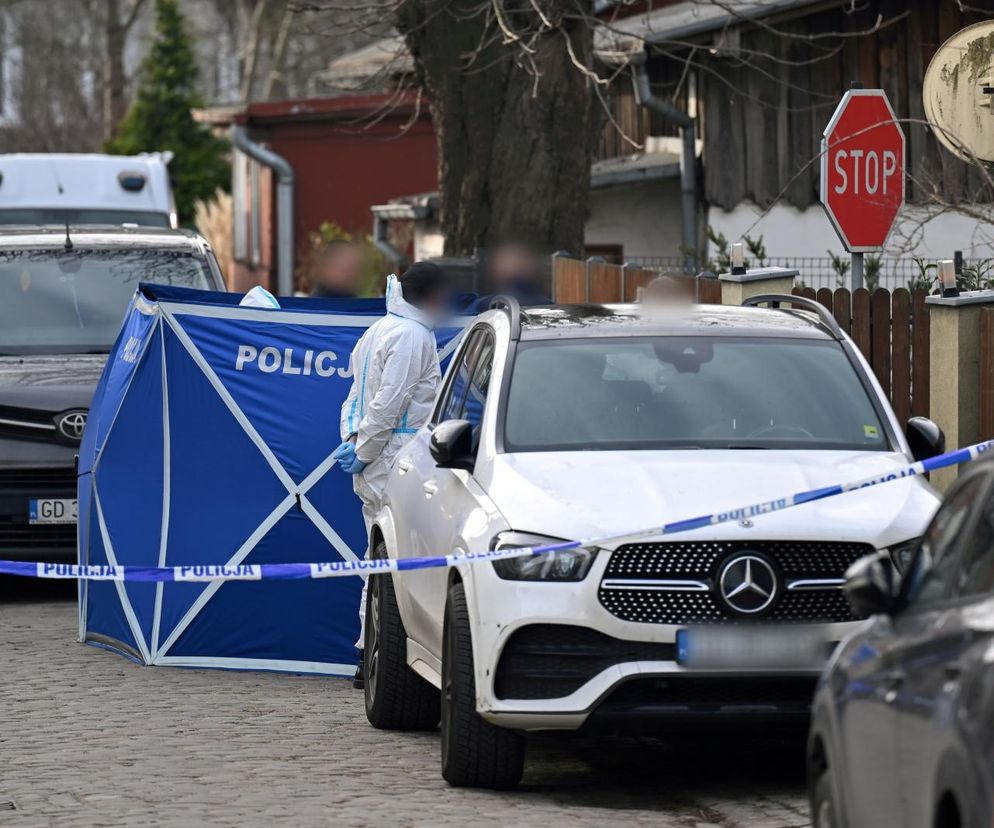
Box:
[363,542,440,731]
[812,769,839,828]
[440,581,525,789]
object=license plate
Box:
[28,498,77,525]
[676,626,826,669]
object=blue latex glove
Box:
[341,455,368,475]
[333,441,356,467]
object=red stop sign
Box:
[820,90,905,252]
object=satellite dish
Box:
[923,20,994,165]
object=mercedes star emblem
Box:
[718,554,778,615]
[56,410,88,442]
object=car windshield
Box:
[0,209,171,227]
[503,336,889,451]
[0,247,212,355]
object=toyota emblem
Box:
[56,410,88,442]
[718,554,779,616]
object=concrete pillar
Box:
[926,291,994,491]
[719,266,799,305]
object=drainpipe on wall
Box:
[231,124,295,296]
[372,211,409,270]
[631,51,698,272]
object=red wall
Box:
[270,115,437,250]
[231,97,438,293]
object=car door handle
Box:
[397,459,413,474]
[943,661,965,681]
[883,670,904,703]
[422,480,438,497]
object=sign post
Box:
[820,88,905,290]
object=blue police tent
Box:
[77,284,466,676]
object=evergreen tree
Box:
[106,0,228,225]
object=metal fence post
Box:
[851,252,864,291]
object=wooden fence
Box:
[791,287,930,425]
[552,257,722,304]
[550,257,930,421]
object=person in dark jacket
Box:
[470,241,551,312]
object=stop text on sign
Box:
[821,89,905,252]
[832,149,899,197]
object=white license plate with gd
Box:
[28,498,78,525]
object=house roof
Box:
[311,0,833,90]
[315,36,411,89]
[604,0,832,44]
[591,149,680,189]
[232,91,423,125]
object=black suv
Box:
[0,226,225,562]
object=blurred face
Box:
[418,286,453,321]
[314,245,360,294]
[643,276,690,306]
[489,244,540,289]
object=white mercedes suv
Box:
[362,295,944,789]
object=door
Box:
[835,612,906,827]
[839,473,989,826]
[895,470,994,828]
[399,326,494,654]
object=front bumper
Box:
[482,622,839,730]
[467,541,863,731]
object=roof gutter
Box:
[231,124,295,296]
[637,0,826,44]
[631,51,697,271]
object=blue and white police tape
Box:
[5,438,993,583]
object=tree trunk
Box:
[397,0,600,256]
[239,0,269,102]
[102,0,146,143]
[103,0,127,142]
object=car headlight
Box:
[887,538,920,573]
[490,531,597,582]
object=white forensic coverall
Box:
[340,274,441,647]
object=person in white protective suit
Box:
[334,262,452,689]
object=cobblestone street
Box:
[0,584,810,827]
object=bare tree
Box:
[394,0,602,254]
[102,0,148,141]
[0,0,105,152]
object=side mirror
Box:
[430,419,474,471]
[843,551,899,617]
[906,417,945,462]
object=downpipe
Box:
[631,51,698,272]
[231,124,295,296]
[372,213,409,270]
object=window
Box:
[0,248,213,356]
[463,335,495,441]
[436,328,493,426]
[953,483,994,599]
[902,475,988,609]
[0,209,170,227]
[503,336,887,452]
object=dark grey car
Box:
[808,461,994,828]
[0,226,225,562]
